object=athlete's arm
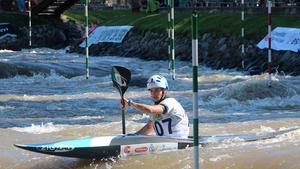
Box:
[130,100,165,115]
[136,120,155,135]
[120,98,165,115]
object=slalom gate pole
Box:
[267,0,272,87]
[85,0,89,79]
[28,0,32,48]
[168,0,171,71]
[170,0,175,80]
[241,0,245,70]
[192,11,199,169]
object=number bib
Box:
[154,118,172,136]
[151,98,189,138]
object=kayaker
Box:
[121,75,189,138]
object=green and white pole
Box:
[167,0,171,70]
[267,0,272,87]
[28,0,32,48]
[85,0,89,79]
[241,0,245,70]
[170,0,175,80]
[192,12,199,169]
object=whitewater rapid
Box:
[0,48,299,169]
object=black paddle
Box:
[111,66,131,134]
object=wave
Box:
[0,49,14,53]
[10,122,63,134]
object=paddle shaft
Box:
[111,66,131,135]
[122,109,126,134]
[121,95,126,134]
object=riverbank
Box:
[1,10,300,75]
[69,28,300,75]
[65,10,300,75]
[0,12,82,50]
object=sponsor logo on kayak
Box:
[37,145,75,152]
[149,144,157,152]
[124,145,131,154]
[134,146,148,153]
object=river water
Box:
[0,48,299,169]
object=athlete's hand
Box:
[119,98,129,109]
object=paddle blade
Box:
[111,66,131,96]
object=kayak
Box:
[14,128,298,159]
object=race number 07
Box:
[154,118,172,136]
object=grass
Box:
[64,9,300,39]
[1,9,300,40]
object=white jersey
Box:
[150,98,189,138]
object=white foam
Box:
[258,126,276,133]
[182,164,192,169]
[249,95,300,109]
[10,122,63,134]
[0,71,67,84]
[209,154,232,162]
[130,114,149,121]
[0,105,14,110]
[199,89,300,116]
[0,91,119,102]
[105,162,113,169]
[221,137,245,143]
[21,48,66,54]
[0,58,9,61]
[71,116,104,120]
[211,127,300,150]
[0,49,14,53]
[274,127,300,143]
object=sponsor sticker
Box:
[149,144,157,152]
[134,146,148,153]
[120,143,178,158]
[123,145,131,154]
[37,145,74,152]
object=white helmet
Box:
[147,75,169,90]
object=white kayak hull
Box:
[14,128,298,159]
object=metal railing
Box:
[81,0,300,8]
